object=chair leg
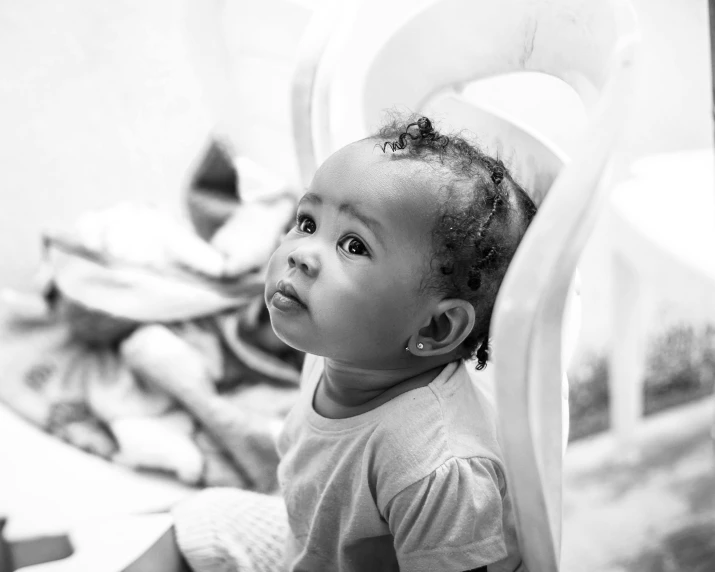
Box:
[609,253,647,449]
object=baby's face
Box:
[264,139,443,367]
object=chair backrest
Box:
[422,92,568,206]
[293,1,639,569]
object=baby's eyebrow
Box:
[299,192,385,246]
[299,192,321,207]
[338,203,384,243]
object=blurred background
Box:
[1,0,712,358]
[0,0,713,570]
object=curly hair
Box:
[375,115,537,369]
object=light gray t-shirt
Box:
[276,355,524,572]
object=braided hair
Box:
[375,115,537,369]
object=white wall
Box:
[621,0,712,160]
[0,0,318,291]
[0,1,212,289]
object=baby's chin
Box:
[268,325,403,368]
[267,316,350,361]
[267,309,313,354]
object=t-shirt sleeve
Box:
[383,456,508,572]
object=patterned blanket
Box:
[0,199,301,493]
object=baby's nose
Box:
[287,248,320,277]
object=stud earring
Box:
[417,343,424,350]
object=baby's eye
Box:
[296,215,316,234]
[340,237,368,256]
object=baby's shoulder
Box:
[369,363,504,507]
[370,385,447,462]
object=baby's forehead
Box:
[307,145,446,238]
[314,140,416,188]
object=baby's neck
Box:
[313,356,454,419]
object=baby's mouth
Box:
[272,280,307,311]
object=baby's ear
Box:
[408,299,475,356]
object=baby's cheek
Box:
[356,284,417,331]
[264,244,288,288]
[321,268,417,331]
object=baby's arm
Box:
[384,457,512,572]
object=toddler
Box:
[165,115,537,572]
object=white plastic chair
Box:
[608,149,715,446]
[293,0,639,569]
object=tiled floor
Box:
[562,398,714,571]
